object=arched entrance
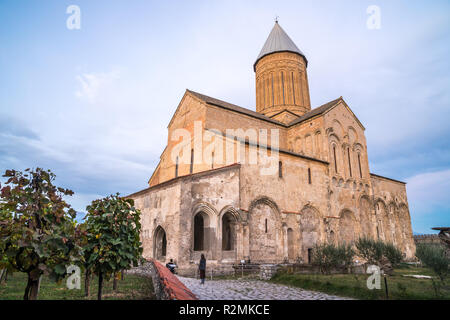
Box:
[299,206,321,263]
[194,211,210,251]
[222,212,236,251]
[154,226,167,261]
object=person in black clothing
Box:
[199,254,206,284]
[166,259,177,274]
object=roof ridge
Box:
[187,89,343,128]
[288,97,342,126]
[187,89,286,126]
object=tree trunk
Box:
[24,273,40,300]
[121,270,124,281]
[24,276,31,300]
[29,279,40,300]
[113,273,118,291]
[97,272,103,301]
[84,269,91,297]
[0,269,6,284]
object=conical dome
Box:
[254,22,307,71]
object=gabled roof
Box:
[288,98,342,126]
[187,89,350,129]
[187,89,286,127]
[254,22,307,70]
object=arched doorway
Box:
[222,212,236,251]
[299,206,321,263]
[194,212,209,251]
[154,226,167,260]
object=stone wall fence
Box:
[149,259,198,300]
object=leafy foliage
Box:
[383,242,403,267]
[312,243,355,274]
[355,237,403,267]
[336,243,356,271]
[416,243,449,283]
[0,168,83,299]
[84,193,143,300]
[355,237,384,265]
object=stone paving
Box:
[177,276,353,300]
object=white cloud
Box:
[75,70,121,104]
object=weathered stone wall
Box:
[131,165,242,276]
[239,150,329,263]
[133,181,182,261]
[370,174,415,259]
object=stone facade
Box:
[127,22,416,275]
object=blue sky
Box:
[0,0,449,234]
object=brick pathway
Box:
[177,276,352,300]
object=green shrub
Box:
[311,243,339,274]
[383,242,403,267]
[355,237,403,267]
[336,243,355,272]
[312,243,355,274]
[355,237,384,265]
[416,243,449,283]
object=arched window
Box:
[358,153,363,178]
[175,156,179,178]
[278,161,283,178]
[347,147,352,177]
[271,74,275,106]
[308,168,312,184]
[281,71,285,104]
[333,144,338,173]
[291,72,296,105]
[298,71,304,105]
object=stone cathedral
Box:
[128,22,415,275]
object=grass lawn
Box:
[270,264,450,300]
[0,272,155,300]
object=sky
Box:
[0,0,449,234]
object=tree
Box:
[416,243,449,283]
[355,237,403,273]
[355,237,384,266]
[311,243,355,274]
[311,243,338,274]
[0,168,82,300]
[336,243,356,273]
[84,194,143,300]
[383,242,403,267]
